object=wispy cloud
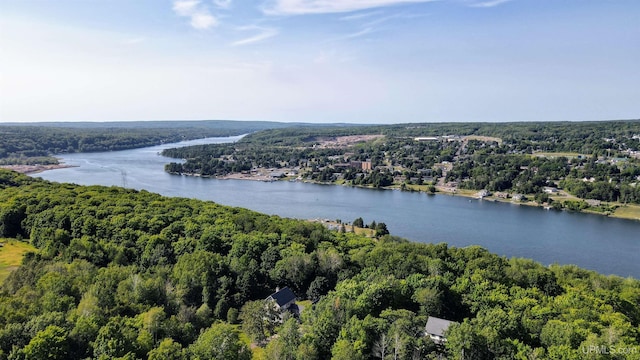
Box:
[263,0,438,15]
[467,0,512,8]
[231,26,279,46]
[173,0,218,30]
[340,10,383,21]
[173,0,200,16]
[123,37,146,45]
[345,27,374,39]
[213,0,232,9]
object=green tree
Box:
[374,222,389,237]
[188,323,250,360]
[265,318,300,360]
[93,316,141,359]
[331,339,364,360]
[148,338,186,360]
[239,300,278,344]
[20,325,69,360]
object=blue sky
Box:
[0,0,638,123]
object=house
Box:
[266,287,297,311]
[425,316,457,345]
[269,171,285,179]
[543,186,559,194]
[586,199,601,207]
[495,192,508,199]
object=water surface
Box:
[37,136,640,278]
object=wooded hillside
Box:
[0,170,638,359]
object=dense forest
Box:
[0,169,638,359]
[0,121,296,165]
[224,120,640,153]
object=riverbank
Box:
[0,164,77,174]
[436,185,640,221]
[169,169,640,221]
[302,178,640,222]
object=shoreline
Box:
[0,164,77,174]
[171,170,640,222]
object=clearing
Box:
[313,135,385,149]
[612,204,640,221]
[0,239,36,283]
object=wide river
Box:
[35,136,639,278]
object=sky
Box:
[0,0,638,124]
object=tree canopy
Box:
[0,169,638,359]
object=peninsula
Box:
[162,121,640,220]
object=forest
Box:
[0,169,638,359]
[0,121,294,165]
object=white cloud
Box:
[173,0,200,16]
[468,0,512,8]
[231,26,278,46]
[263,0,437,15]
[173,0,218,30]
[191,12,218,29]
[213,0,232,8]
[345,27,373,38]
[340,10,383,21]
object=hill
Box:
[0,169,638,359]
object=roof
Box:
[425,316,456,337]
[268,287,296,307]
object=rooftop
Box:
[425,316,456,337]
[268,287,296,307]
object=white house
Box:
[266,287,296,311]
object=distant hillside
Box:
[0,120,358,165]
[0,120,295,130]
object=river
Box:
[35,136,640,278]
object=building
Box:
[349,160,373,171]
[266,287,297,311]
[414,136,439,141]
[425,316,457,345]
[586,199,602,207]
[362,160,372,171]
[269,171,285,179]
[495,192,508,199]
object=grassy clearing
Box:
[0,239,36,283]
[612,204,640,221]
[464,135,503,145]
[235,325,265,360]
[454,189,479,197]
